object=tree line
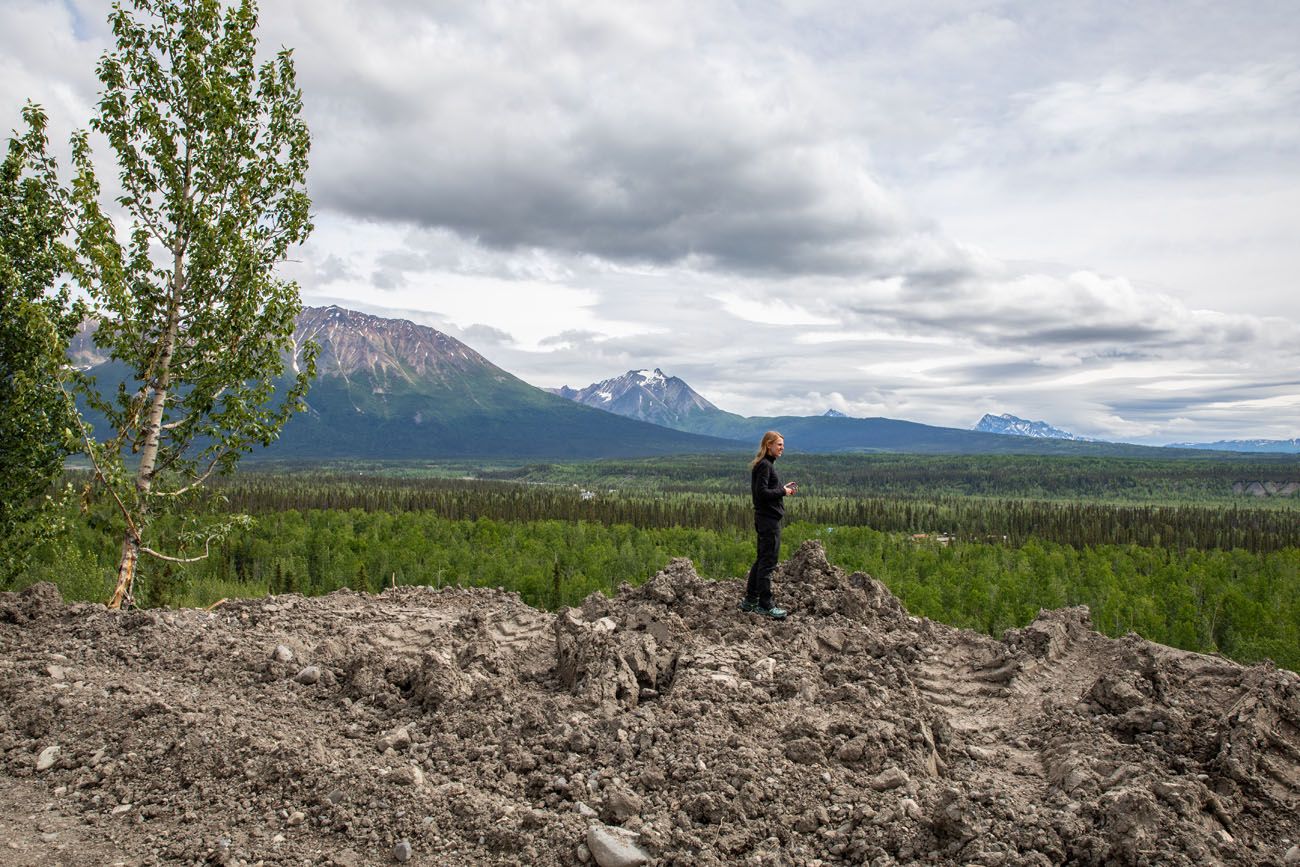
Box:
[465,453,1300,503]
[205,474,1300,553]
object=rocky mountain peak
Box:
[975,412,1091,441]
[549,368,720,428]
[67,318,109,370]
[294,305,498,383]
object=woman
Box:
[740,430,797,619]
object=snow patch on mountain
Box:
[974,413,1093,441]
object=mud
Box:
[2,540,1298,865]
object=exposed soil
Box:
[2,540,1299,866]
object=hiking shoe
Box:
[738,598,758,612]
[754,605,788,620]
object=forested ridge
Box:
[18,455,1300,673]
[211,474,1300,553]
[467,452,1300,500]
[249,452,1300,501]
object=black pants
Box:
[745,524,781,608]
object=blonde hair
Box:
[750,430,784,469]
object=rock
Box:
[294,665,321,685]
[816,627,846,653]
[45,664,66,680]
[391,765,424,787]
[1284,844,1300,865]
[271,644,294,663]
[393,839,413,862]
[836,735,871,763]
[286,810,306,827]
[377,726,412,752]
[869,767,909,791]
[586,824,650,867]
[784,737,826,764]
[1088,674,1146,714]
[36,746,60,772]
[601,786,644,824]
[554,608,663,712]
[403,651,471,711]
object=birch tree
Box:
[74,0,317,608]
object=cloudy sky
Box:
[5,0,1299,444]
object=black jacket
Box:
[751,455,785,529]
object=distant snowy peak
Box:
[975,413,1092,441]
[823,408,848,418]
[549,368,720,427]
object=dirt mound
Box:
[2,540,1298,865]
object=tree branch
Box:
[65,384,139,536]
[152,449,229,498]
[140,538,215,563]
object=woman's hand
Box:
[784,482,798,496]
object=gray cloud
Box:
[258,1,922,277]
[1017,325,1176,347]
[8,0,1299,444]
[314,254,356,285]
[461,324,515,346]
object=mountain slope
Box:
[1166,438,1300,454]
[269,308,739,459]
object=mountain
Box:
[75,311,1258,460]
[67,318,109,369]
[974,413,1093,441]
[823,409,848,418]
[269,308,743,459]
[75,307,740,460]
[1165,438,1300,454]
[546,368,728,430]
[553,371,1206,457]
